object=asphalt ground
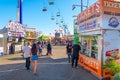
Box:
[0,46,99,80]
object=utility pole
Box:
[72,0,88,12]
[81,0,83,12]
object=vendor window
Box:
[81,36,98,59]
[91,39,98,59]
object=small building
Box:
[76,0,120,79]
[25,28,37,43]
[0,20,26,54]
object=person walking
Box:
[66,42,72,63]
[46,42,52,56]
[31,43,39,75]
[37,41,43,57]
[72,42,81,68]
[23,42,31,70]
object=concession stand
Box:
[7,21,25,54]
[77,0,120,79]
[25,28,37,42]
[0,20,25,54]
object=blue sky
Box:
[0,0,98,35]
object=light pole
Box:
[81,0,83,12]
[72,0,88,12]
[72,0,88,44]
[72,4,87,11]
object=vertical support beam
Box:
[81,0,83,12]
[20,0,22,24]
[18,0,22,24]
[101,30,104,79]
[87,0,89,8]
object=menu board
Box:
[7,21,25,32]
[26,31,36,39]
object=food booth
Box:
[77,0,120,79]
[0,20,26,54]
[7,21,25,54]
[25,28,37,43]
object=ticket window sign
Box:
[79,54,101,77]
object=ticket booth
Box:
[76,0,120,79]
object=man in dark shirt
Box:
[72,42,81,68]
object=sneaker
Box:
[34,73,37,76]
[27,68,30,70]
[75,66,79,69]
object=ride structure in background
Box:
[43,0,71,37]
[48,0,54,5]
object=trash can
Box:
[0,52,4,56]
[0,47,4,56]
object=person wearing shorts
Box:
[37,42,43,57]
[31,43,38,75]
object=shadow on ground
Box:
[0,56,99,80]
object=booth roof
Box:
[0,27,8,34]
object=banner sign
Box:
[25,28,36,32]
[8,32,24,37]
[103,30,120,62]
[101,0,120,29]
[26,31,36,39]
[77,1,100,25]
[79,54,101,77]
[7,21,25,32]
[25,28,37,39]
[77,0,120,32]
[77,1,101,32]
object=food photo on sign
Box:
[106,49,120,60]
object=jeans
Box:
[72,55,79,67]
[25,57,30,70]
[67,52,72,63]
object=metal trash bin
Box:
[0,52,4,56]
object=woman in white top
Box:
[23,42,31,70]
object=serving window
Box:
[81,35,98,59]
